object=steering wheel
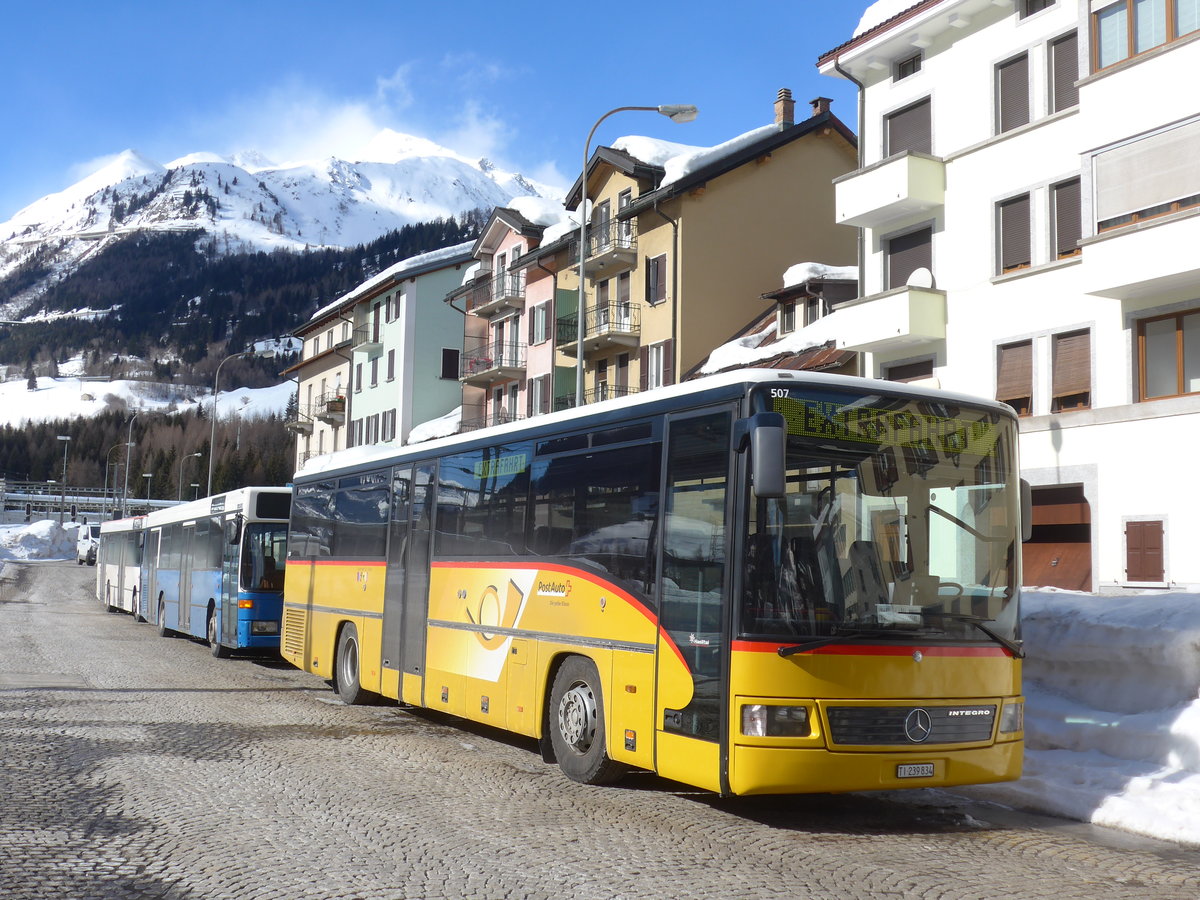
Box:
[936,581,964,600]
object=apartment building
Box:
[557,92,859,404]
[285,243,473,468]
[818,0,1200,589]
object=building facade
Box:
[819,0,1200,589]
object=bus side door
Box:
[654,408,734,794]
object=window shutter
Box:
[887,227,933,289]
[639,346,649,391]
[997,54,1030,133]
[1053,179,1082,258]
[999,195,1031,272]
[1052,330,1091,399]
[662,339,675,386]
[996,341,1033,405]
[1050,32,1079,113]
[1095,119,1200,224]
[886,98,932,155]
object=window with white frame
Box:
[778,301,796,335]
[530,302,549,344]
[369,357,379,388]
[996,53,1030,134]
[1021,0,1054,17]
[885,98,932,156]
[1049,31,1079,113]
[895,52,922,80]
[386,349,395,382]
[997,194,1032,274]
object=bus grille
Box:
[826,705,996,745]
[282,608,307,658]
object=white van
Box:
[76,523,101,566]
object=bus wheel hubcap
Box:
[558,683,596,752]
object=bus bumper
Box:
[726,740,1023,796]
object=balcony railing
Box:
[460,408,524,432]
[558,302,641,356]
[459,339,527,385]
[313,392,347,425]
[579,219,637,276]
[351,326,381,354]
[465,272,526,316]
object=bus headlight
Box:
[250,621,279,635]
[741,704,811,737]
[999,701,1024,734]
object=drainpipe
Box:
[834,58,866,378]
[651,198,680,385]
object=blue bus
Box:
[139,487,291,656]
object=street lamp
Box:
[143,473,153,513]
[122,413,138,518]
[575,104,698,407]
[177,451,202,501]
[56,435,71,525]
[207,346,278,497]
[103,443,124,520]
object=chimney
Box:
[774,88,795,129]
[810,96,832,117]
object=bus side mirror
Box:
[737,412,786,499]
[1020,479,1033,543]
[228,513,244,545]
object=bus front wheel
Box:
[548,657,626,786]
[157,599,173,638]
[207,610,231,659]
[335,623,378,705]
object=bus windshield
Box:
[743,387,1020,645]
[241,523,288,592]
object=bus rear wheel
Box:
[548,657,626,785]
[207,611,231,659]
[157,599,173,638]
[335,623,377,705]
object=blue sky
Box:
[0,1,869,223]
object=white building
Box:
[818,0,1200,590]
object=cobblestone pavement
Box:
[1,561,1198,900]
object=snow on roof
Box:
[310,239,474,321]
[782,261,858,289]
[610,135,704,169]
[507,195,571,229]
[854,0,923,37]
[612,125,780,189]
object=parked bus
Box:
[97,515,145,614]
[281,369,1028,795]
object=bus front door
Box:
[654,409,733,794]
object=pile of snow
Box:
[854,0,921,37]
[0,520,79,562]
[781,262,858,289]
[964,589,1200,846]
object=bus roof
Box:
[295,367,1014,483]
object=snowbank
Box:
[0,520,79,562]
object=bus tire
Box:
[548,656,626,786]
[335,623,378,706]
[207,609,231,659]
[157,599,173,638]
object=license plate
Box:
[896,763,935,779]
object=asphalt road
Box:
[1,560,1197,900]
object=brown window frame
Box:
[1092,0,1200,72]
[997,194,1032,274]
[996,339,1033,416]
[1136,309,1200,400]
[1051,329,1091,411]
[895,53,922,81]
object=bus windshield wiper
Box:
[777,626,916,657]
[919,611,1025,658]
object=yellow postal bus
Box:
[282,369,1027,795]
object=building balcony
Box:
[557,303,641,357]
[835,152,945,230]
[314,393,346,425]
[572,220,637,277]
[351,326,382,356]
[1081,211,1200,301]
[828,286,946,352]
[460,409,524,432]
[284,408,314,436]
[465,272,526,317]
[460,339,527,386]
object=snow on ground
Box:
[2,511,1196,847]
[0,375,292,428]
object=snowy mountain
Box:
[0,129,556,313]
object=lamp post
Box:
[56,434,71,525]
[177,451,202,501]
[122,413,138,518]
[103,442,124,520]
[143,473,152,514]
[575,104,698,407]
[207,346,277,497]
